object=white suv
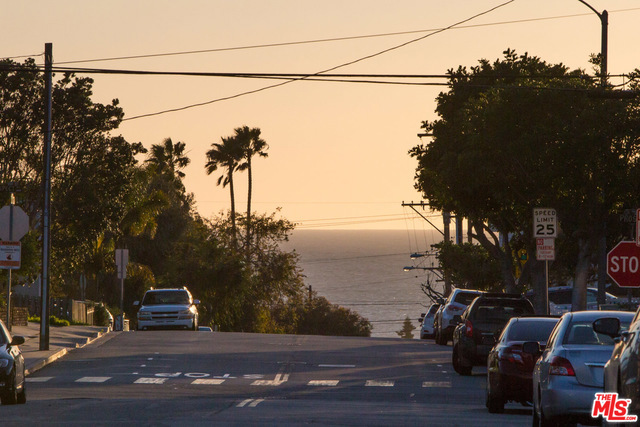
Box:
[134,287,200,331]
[434,288,483,345]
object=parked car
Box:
[597,306,640,426]
[528,310,634,426]
[485,316,559,413]
[526,286,619,315]
[451,293,534,376]
[434,289,483,345]
[134,287,200,331]
[0,319,26,405]
[419,303,440,339]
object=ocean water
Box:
[280,229,442,338]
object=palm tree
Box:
[234,126,268,252]
[205,136,243,248]
[145,138,191,183]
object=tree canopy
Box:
[411,50,640,311]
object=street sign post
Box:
[534,208,557,316]
[0,204,29,331]
[115,249,129,331]
[607,241,640,288]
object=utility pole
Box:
[40,42,53,351]
[577,0,608,307]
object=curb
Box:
[25,348,69,376]
[25,329,112,376]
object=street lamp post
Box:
[577,0,608,307]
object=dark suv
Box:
[451,293,534,375]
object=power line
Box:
[122,0,517,121]
[47,7,640,66]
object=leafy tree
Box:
[293,293,372,337]
[396,316,416,339]
[433,242,502,292]
[411,50,640,312]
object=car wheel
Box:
[536,398,559,427]
[17,372,26,405]
[1,370,18,405]
[452,346,472,376]
[486,374,504,413]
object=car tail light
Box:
[549,356,575,376]
[500,347,523,364]
[465,320,473,337]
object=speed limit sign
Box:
[533,208,557,238]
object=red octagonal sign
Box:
[608,241,640,288]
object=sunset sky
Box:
[4,1,639,229]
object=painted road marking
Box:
[308,380,339,386]
[365,380,394,387]
[76,377,111,383]
[318,364,355,368]
[252,373,289,386]
[134,377,167,384]
[191,379,225,385]
[422,381,452,388]
[237,398,265,408]
[26,377,53,383]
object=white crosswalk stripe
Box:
[75,377,111,383]
[365,380,394,387]
[26,377,53,383]
[191,378,225,385]
[134,377,167,384]
[308,380,339,386]
[422,381,452,388]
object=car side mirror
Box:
[522,341,542,355]
[593,317,621,338]
[9,336,25,347]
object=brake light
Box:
[549,356,575,376]
[465,320,473,337]
[500,347,523,364]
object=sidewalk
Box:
[10,322,112,375]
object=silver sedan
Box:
[528,310,634,427]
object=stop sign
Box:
[607,241,640,288]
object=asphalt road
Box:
[4,331,533,426]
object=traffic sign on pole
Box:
[607,241,640,288]
[0,205,29,241]
[0,241,21,269]
[533,208,557,238]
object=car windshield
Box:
[504,320,558,342]
[564,319,631,346]
[142,291,190,305]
